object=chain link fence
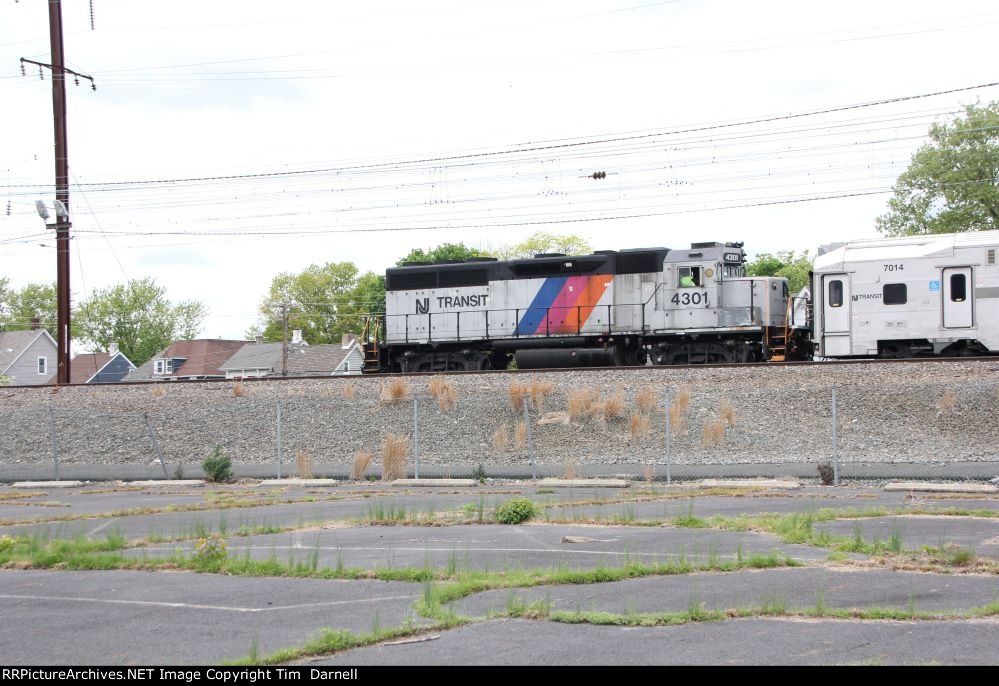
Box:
[1,373,997,482]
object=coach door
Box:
[942,267,973,328]
[822,274,851,356]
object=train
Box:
[361,230,999,373]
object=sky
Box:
[2,0,998,345]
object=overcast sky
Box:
[2,0,998,344]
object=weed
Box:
[193,534,228,566]
[702,420,725,448]
[151,386,166,398]
[343,383,356,400]
[567,388,599,422]
[536,488,555,495]
[493,424,510,452]
[472,464,487,483]
[675,385,691,414]
[513,421,527,449]
[602,387,626,420]
[429,377,458,413]
[295,449,313,479]
[508,383,529,412]
[817,462,835,485]
[351,452,373,481]
[719,398,736,427]
[635,387,657,414]
[938,389,957,413]
[889,521,904,554]
[496,498,536,524]
[563,459,579,480]
[232,382,246,398]
[379,378,410,405]
[642,464,655,484]
[629,412,650,439]
[381,434,408,481]
[173,463,186,480]
[202,446,233,483]
[528,380,555,411]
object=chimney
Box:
[29,316,41,331]
[291,329,303,346]
[255,335,263,344]
[341,333,357,350]
[109,342,119,356]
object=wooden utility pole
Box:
[281,304,289,376]
[20,1,94,384]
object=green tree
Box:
[495,231,592,260]
[74,278,208,366]
[0,281,57,332]
[746,251,812,293]
[396,242,490,266]
[877,102,999,236]
[253,263,384,344]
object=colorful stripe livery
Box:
[515,275,614,335]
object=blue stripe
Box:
[516,277,567,335]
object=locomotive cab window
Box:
[828,280,843,307]
[678,266,701,287]
[883,283,907,305]
[950,274,967,302]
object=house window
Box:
[154,359,174,375]
[37,357,47,375]
[883,283,907,305]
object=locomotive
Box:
[367,241,804,373]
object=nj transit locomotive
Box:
[367,242,802,373]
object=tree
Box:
[0,281,57,332]
[74,278,208,367]
[746,251,812,293]
[396,242,490,266]
[877,102,999,236]
[494,231,592,260]
[252,263,384,344]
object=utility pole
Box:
[281,303,289,376]
[20,1,94,385]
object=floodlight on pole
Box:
[35,200,50,221]
[53,199,68,219]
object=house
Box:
[47,349,136,384]
[124,339,249,382]
[219,333,364,378]
[0,328,59,386]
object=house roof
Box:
[0,330,53,373]
[44,351,135,384]
[219,343,284,372]
[126,339,250,380]
[285,342,359,375]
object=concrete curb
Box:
[537,478,631,488]
[391,479,479,487]
[257,479,339,487]
[124,480,204,487]
[882,481,998,494]
[11,481,84,489]
[698,479,802,490]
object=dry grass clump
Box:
[232,382,246,398]
[719,398,736,427]
[528,380,555,411]
[601,387,626,420]
[629,411,650,438]
[668,384,693,434]
[509,382,529,412]
[642,464,656,484]
[635,386,658,414]
[151,386,166,398]
[343,383,356,400]
[938,389,957,414]
[563,459,579,480]
[567,387,600,421]
[381,434,408,480]
[703,420,725,448]
[295,449,313,479]
[379,378,410,405]
[493,423,510,452]
[513,421,527,449]
[351,451,373,480]
[429,376,458,413]
[675,385,691,414]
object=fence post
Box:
[831,384,839,487]
[47,408,60,481]
[664,394,672,486]
[413,395,420,479]
[522,398,536,480]
[144,413,169,480]
[275,400,282,480]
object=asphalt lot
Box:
[1,480,997,665]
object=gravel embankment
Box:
[1,360,997,472]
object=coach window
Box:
[883,283,907,305]
[829,280,843,307]
[950,274,967,302]
[678,266,701,287]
